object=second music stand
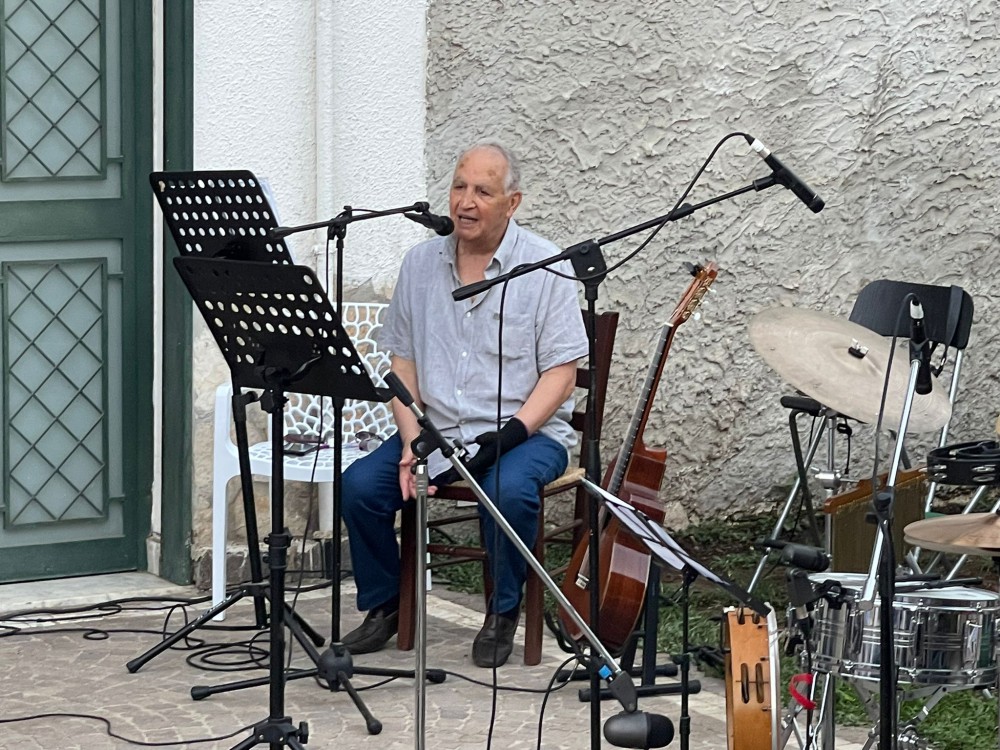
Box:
[173,256,420,743]
[580,478,771,750]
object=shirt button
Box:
[465,311,472,318]
[461,351,468,358]
[456,389,463,396]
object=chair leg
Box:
[211,472,234,620]
[397,504,416,652]
[523,504,545,666]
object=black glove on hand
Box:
[464,417,529,476]
[431,417,529,486]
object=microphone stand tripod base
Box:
[232,717,308,750]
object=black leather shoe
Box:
[472,613,518,668]
[341,608,399,654]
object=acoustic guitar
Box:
[558,261,719,653]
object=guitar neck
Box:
[609,322,676,496]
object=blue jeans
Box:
[341,432,568,614]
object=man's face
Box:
[448,148,522,250]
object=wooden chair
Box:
[396,309,619,665]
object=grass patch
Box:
[432,512,1000,749]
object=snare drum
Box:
[806,573,999,688]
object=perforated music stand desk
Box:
[150,170,293,631]
[151,170,294,262]
[173,255,390,747]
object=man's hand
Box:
[398,442,438,501]
[432,417,529,486]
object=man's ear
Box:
[506,190,522,218]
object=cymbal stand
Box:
[857,311,928,750]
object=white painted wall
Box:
[186,0,428,556]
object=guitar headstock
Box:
[672,261,719,326]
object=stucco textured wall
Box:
[425,1,1000,520]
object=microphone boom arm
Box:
[271,201,432,240]
[452,179,775,302]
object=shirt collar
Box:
[445,218,521,277]
[485,218,519,278]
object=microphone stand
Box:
[268,203,449,728]
[384,373,641,729]
[857,318,930,750]
[272,201,436,646]
[453,174,785,750]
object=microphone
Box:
[746,136,825,213]
[404,209,454,236]
[909,299,933,395]
[603,710,674,749]
[779,543,830,573]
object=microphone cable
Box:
[540,130,753,289]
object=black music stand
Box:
[128,171,319,674]
[581,478,770,750]
[173,255,398,746]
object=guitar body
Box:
[558,262,719,653]
[560,516,651,653]
[559,444,667,652]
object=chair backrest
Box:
[279,302,395,443]
[849,279,974,351]
[568,310,619,454]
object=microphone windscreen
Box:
[435,216,455,236]
[780,543,830,573]
[603,710,674,748]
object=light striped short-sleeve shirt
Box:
[380,219,589,477]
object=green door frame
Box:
[158,1,194,584]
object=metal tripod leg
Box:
[749,410,828,592]
[126,584,324,674]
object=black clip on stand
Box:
[128,170,324,675]
[582,478,771,750]
[172,256,407,745]
[384,372,642,748]
[452,172,787,750]
[856,297,933,750]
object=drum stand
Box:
[854,326,932,749]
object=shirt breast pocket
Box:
[483,312,536,363]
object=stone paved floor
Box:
[0,573,870,750]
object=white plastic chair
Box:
[211,302,394,610]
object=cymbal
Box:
[749,307,952,433]
[904,513,1000,557]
